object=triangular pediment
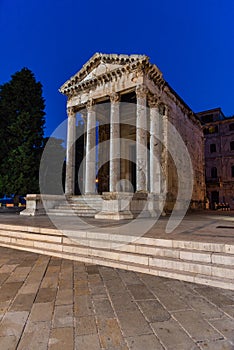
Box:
[82,62,123,82]
[60,53,149,93]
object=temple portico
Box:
[65,89,166,196]
[59,53,206,218]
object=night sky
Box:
[1,0,233,136]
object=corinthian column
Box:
[136,85,148,192]
[85,99,96,194]
[109,93,120,192]
[162,106,169,194]
[65,107,76,196]
[149,98,162,194]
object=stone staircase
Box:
[0,222,233,290]
[47,195,103,217]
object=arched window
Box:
[211,167,217,178]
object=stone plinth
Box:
[95,192,133,220]
[20,194,65,216]
[95,192,164,220]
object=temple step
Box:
[0,223,233,290]
[48,208,98,217]
[48,195,102,217]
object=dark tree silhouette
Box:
[0,68,45,195]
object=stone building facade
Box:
[59,53,205,218]
[197,108,234,209]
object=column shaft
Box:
[85,100,96,194]
[65,107,76,195]
[150,102,162,193]
[136,85,148,192]
[109,93,120,192]
[162,106,169,194]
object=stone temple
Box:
[56,53,205,219]
[22,53,206,218]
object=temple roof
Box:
[59,53,163,95]
[59,53,200,124]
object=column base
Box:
[95,192,133,220]
[94,192,165,220]
[146,193,166,217]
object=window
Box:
[230,141,234,151]
[211,167,217,178]
[210,144,216,153]
[211,125,218,133]
[229,123,234,131]
[232,166,234,177]
[204,125,218,134]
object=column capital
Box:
[148,95,159,108]
[110,92,120,103]
[86,98,96,112]
[67,107,76,118]
[136,85,148,99]
[164,105,170,117]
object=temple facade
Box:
[59,53,205,219]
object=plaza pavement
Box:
[0,245,233,349]
[0,211,233,349]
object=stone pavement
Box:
[0,246,233,349]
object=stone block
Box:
[48,327,74,350]
[75,334,101,350]
[126,334,164,350]
[172,310,222,342]
[97,316,128,349]
[52,304,73,328]
[151,318,198,349]
[116,310,152,336]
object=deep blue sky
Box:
[1,0,233,136]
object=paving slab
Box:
[29,302,54,322]
[75,315,97,336]
[0,335,18,350]
[17,320,51,350]
[126,334,164,350]
[116,310,153,337]
[136,299,171,322]
[172,309,223,342]
[75,334,101,350]
[151,318,199,350]
[199,339,234,350]
[0,245,232,349]
[48,327,74,350]
[52,304,73,328]
[96,316,128,349]
[74,295,94,317]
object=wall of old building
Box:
[161,90,206,211]
[203,117,234,209]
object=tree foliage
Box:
[0,68,45,195]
